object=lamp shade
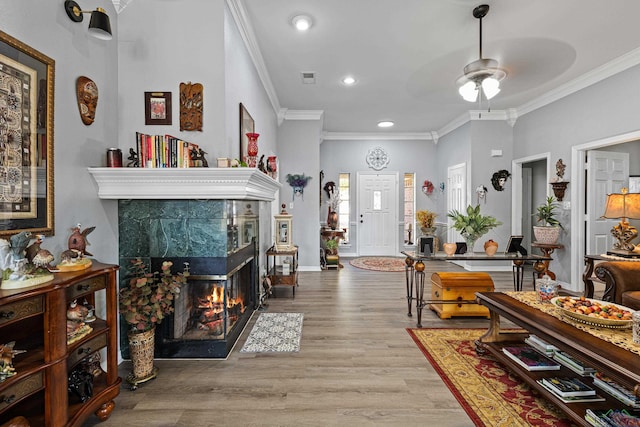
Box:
[88,8,112,40]
[481,77,501,99]
[602,190,640,219]
[459,81,478,102]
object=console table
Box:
[401,251,551,327]
[476,291,640,426]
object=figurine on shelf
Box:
[0,341,26,382]
[26,235,54,268]
[67,299,89,322]
[127,148,139,168]
[82,298,96,323]
[68,224,95,257]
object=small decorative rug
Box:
[349,256,406,272]
[407,328,574,427]
[240,312,303,353]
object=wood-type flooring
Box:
[85,258,590,427]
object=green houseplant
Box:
[119,258,189,387]
[324,238,339,255]
[447,205,502,252]
[533,196,563,244]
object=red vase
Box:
[245,133,259,168]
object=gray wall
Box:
[320,138,438,255]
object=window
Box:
[404,173,415,245]
[338,173,350,243]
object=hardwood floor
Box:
[85,259,568,427]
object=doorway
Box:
[446,163,467,243]
[357,172,399,256]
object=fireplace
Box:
[88,168,281,359]
[152,244,256,358]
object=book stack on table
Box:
[502,345,561,371]
[592,372,640,408]
[537,377,605,404]
[524,334,559,356]
[585,409,640,427]
[553,351,596,376]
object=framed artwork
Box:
[274,214,293,251]
[239,103,254,164]
[242,219,257,245]
[0,31,55,237]
[629,176,640,193]
[144,92,172,125]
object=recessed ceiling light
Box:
[378,121,394,128]
[292,15,312,31]
[342,76,356,86]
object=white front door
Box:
[357,172,398,256]
[586,150,629,254]
[447,163,467,243]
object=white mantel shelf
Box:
[88,167,281,201]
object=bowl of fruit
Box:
[550,296,635,329]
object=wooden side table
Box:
[266,245,299,297]
[321,227,346,269]
[531,242,564,280]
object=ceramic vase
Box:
[443,242,456,256]
[327,209,338,230]
[246,132,260,167]
[484,239,498,256]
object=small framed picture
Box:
[242,219,256,245]
[506,235,524,254]
[145,91,172,125]
[629,176,640,193]
[274,214,293,251]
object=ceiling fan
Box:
[458,4,507,103]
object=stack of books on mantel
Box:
[537,377,605,403]
[592,372,640,408]
[502,345,561,371]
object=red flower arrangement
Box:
[422,180,434,195]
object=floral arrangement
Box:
[422,180,435,195]
[119,259,189,333]
[416,210,437,229]
[327,189,340,212]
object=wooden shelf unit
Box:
[476,292,640,427]
[266,246,298,297]
[0,261,121,426]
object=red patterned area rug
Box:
[349,257,406,272]
[407,328,575,427]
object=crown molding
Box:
[322,132,435,141]
[517,46,640,117]
[226,0,281,116]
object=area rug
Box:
[349,256,406,272]
[240,312,303,353]
[407,328,574,427]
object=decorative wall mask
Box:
[286,174,312,200]
[76,76,98,125]
[179,82,203,131]
[476,185,488,204]
[491,169,511,191]
[422,180,434,195]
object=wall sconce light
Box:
[601,187,640,255]
[64,0,112,40]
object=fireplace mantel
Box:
[88,167,281,200]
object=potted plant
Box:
[533,196,563,244]
[447,205,502,252]
[416,209,437,235]
[119,258,189,387]
[324,238,339,255]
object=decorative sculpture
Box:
[179,81,203,131]
[76,76,98,125]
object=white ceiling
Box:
[233,0,640,138]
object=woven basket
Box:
[128,327,155,379]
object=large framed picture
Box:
[239,103,254,164]
[145,91,172,125]
[0,31,54,237]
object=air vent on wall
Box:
[301,72,316,84]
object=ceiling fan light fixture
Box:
[457,4,506,103]
[481,77,500,99]
[459,81,478,102]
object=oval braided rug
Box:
[349,257,406,272]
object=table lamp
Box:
[601,187,640,255]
